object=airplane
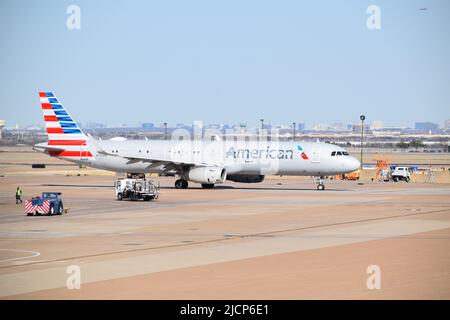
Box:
[34,92,360,190]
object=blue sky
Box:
[0,0,449,128]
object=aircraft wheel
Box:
[317,184,325,191]
[175,179,189,189]
[57,203,63,215]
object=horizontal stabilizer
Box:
[33,142,66,153]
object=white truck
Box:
[389,166,411,182]
[115,178,160,201]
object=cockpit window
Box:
[332,150,350,156]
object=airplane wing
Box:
[90,137,221,175]
[90,137,197,165]
[98,149,198,176]
[96,148,189,165]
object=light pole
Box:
[260,118,264,139]
[360,115,365,170]
[292,122,296,141]
[163,122,168,140]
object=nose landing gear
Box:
[316,176,325,191]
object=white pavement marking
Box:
[0,249,41,262]
[0,218,449,297]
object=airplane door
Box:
[311,146,320,163]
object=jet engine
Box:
[185,166,227,184]
[226,174,265,183]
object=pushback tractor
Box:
[25,192,64,216]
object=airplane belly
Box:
[92,156,150,173]
[224,159,264,175]
[276,160,333,176]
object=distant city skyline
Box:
[4,118,450,132]
[1,1,449,127]
[2,116,450,131]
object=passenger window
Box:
[331,151,336,156]
[336,151,342,156]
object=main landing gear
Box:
[175,179,189,189]
[316,176,325,191]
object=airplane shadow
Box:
[42,184,353,192]
[161,185,351,192]
[41,184,113,188]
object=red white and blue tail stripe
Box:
[39,92,92,158]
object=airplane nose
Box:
[349,157,361,171]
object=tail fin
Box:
[39,91,87,143]
[38,92,92,157]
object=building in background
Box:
[141,123,154,130]
[371,120,384,130]
[85,122,106,129]
[0,120,5,140]
[331,122,346,131]
[415,122,438,132]
[352,123,371,134]
[313,124,331,131]
[444,120,450,131]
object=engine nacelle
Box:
[185,166,227,184]
[226,174,265,183]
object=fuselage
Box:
[41,139,360,177]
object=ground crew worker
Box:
[15,186,22,204]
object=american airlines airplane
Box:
[34,92,360,190]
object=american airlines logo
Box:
[226,147,296,160]
[297,145,309,160]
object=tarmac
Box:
[0,147,449,299]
